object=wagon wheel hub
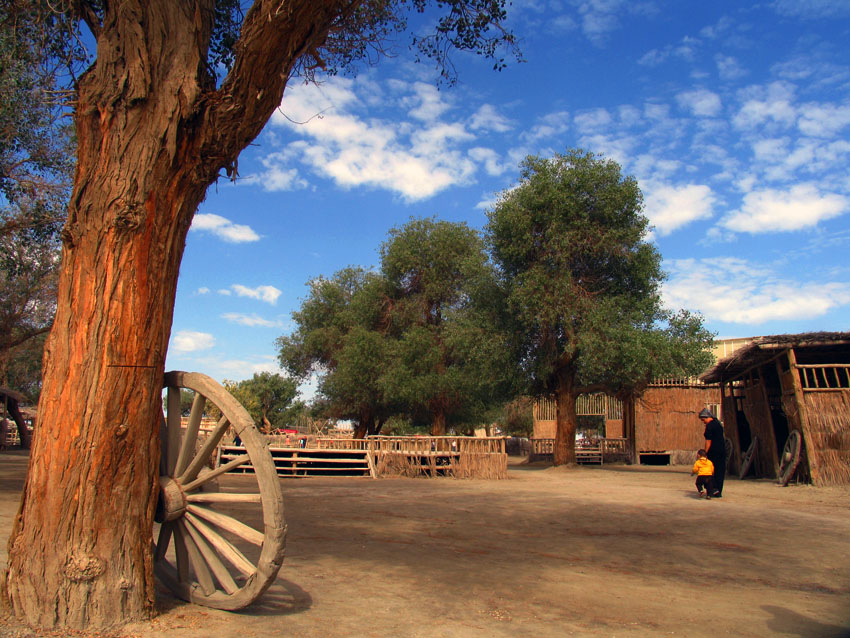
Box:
[155,477,187,523]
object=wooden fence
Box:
[317,436,508,479]
[529,437,629,464]
[797,364,850,391]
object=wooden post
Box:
[785,348,820,485]
[623,394,638,464]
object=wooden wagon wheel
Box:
[777,429,802,487]
[155,371,286,610]
[739,436,757,479]
[725,436,733,466]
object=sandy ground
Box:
[1,450,849,638]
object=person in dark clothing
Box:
[699,407,726,498]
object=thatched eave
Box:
[700,331,850,384]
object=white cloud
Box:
[403,82,452,121]
[217,288,232,296]
[733,82,797,131]
[644,183,715,236]
[190,214,261,243]
[772,0,850,18]
[797,102,850,137]
[522,110,570,142]
[638,47,667,67]
[253,152,309,192]
[715,54,747,81]
[575,0,626,43]
[469,104,513,133]
[221,312,284,328]
[265,78,483,201]
[231,284,282,305]
[196,287,210,295]
[171,331,215,353]
[468,147,509,176]
[663,257,850,324]
[574,108,613,133]
[676,89,722,117]
[721,184,847,233]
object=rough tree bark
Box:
[553,370,578,466]
[431,407,447,436]
[4,1,356,630]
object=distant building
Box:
[701,332,850,486]
[532,337,754,464]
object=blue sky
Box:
[165,0,850,388]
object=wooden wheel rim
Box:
[739,436,757,479]
[155,371,286,610]
[778,429,802,487]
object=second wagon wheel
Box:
[777,429,802,487]
[739,436,758,479]
[155,371,286,610]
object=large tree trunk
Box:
[4,1,351,630]
[4,397,31,449]
[622,393,638,464]
[553,372,577,466]
[431,409,447,436]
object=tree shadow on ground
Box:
[762,605,850,637]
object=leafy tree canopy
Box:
[278,267,394,436]
[0,2,76,387]
[280,218,518,436]
[223,372,303,432]
[487,149,713,398]
[379,217,516,434]
[487,149,714,463]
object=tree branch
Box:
[200,0,361,170]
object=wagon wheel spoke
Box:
[182,454,251,492]
[182,515,240,594]
[165,387,183,477]
[185,511,256,578]
[186,504,264,546]
[180,520,217,596]
[178,416,230,485]
[174,393,206,478]
[173,523,191,583]
[154,522,174,562]
[186,492,262,505]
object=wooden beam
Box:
[786,348,821,485]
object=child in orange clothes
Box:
[692,449,715,499]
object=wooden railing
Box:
[315,436,508,479]
[530,437,629,463]
[797,364,850,391]
[318,435,506,454]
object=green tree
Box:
[278,267,394,438]
[224,372,302,432]
[6,1,519,630]
[0,3,76,398]
[380,217,515,435]
[486,149,713,465]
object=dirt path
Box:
[1,451,849,637]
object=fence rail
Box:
[318,435,506,455]
[312,435,508,479]
[797,364,850,391]
[529,437,629,464]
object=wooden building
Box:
[700,332,850,486]
[533,381,720,464]
[531,338,752,464]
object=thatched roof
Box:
[700,332,850,384]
